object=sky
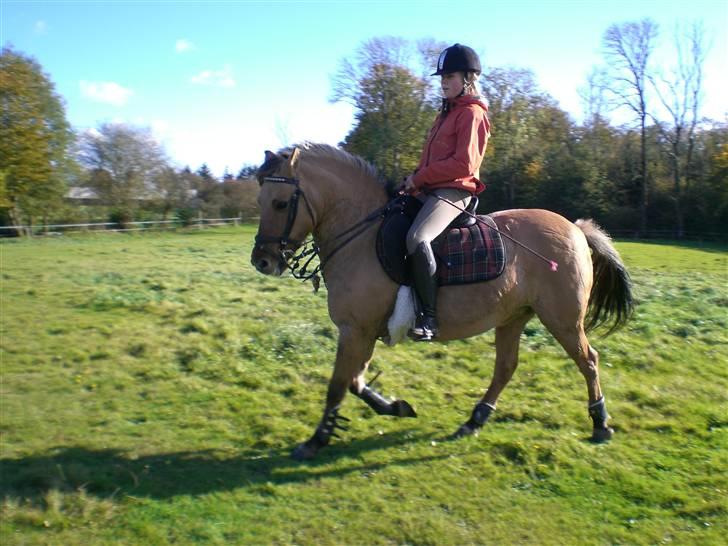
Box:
[2,0,727,177]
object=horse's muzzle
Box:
[251,246,285,276]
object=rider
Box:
[401,43,491,341]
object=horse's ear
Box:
[288,147,301,171]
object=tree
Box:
[649,22,707,237]
[196,163,214,181]
[684,121,728,235]
[0,46,74,234]
[77,123,167,225]
[577,69,624,220]
[153,166,192,221]
[480,67,557,210]
[237,165,257,180]
[221,178,259,220]
[331,37,438,181]
[601,18,659,234]
[190,166,225,217]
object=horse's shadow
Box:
[1,431,441,502]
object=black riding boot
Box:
[410,242,438,341]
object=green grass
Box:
[1,227,726,545]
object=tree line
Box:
[0,46,259,234]
[1,18,726,238]
[332,26,726,239]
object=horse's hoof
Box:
[450,424,479,440]
[590,427,614,443]
[291,442,319,461]
[392,399,417,418]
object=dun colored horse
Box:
[251,143,633,460]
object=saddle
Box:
[376,195,506,286]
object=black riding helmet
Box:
[432,43,481,76]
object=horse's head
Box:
[251,148,317,276]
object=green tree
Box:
[237,165,257,180]
[332,37,438,181]
[0,46,74,234]
[480,67,557,210]
[685,122,728,235]
[196,163,214,181]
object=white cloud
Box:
[190,66,235,88]
[150,120,170,143]
[80,80,133,106]
[175,39,194,53]
[34,20,47,34]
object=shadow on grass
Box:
[1,431,444,502]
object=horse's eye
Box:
[272,199,288,211]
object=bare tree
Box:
[602,18,658,234]
[579,68,610,126]
[78,123,167,223]
[330,36,411,107]
[275,115,291,148]
[415,37,449,103]
[153,166,192,221]
[649,22,707,238]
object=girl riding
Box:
[401,43,491,341]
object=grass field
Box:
[1,226,726,545]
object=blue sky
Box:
[2,0,726,177]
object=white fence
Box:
[0,216,247,236]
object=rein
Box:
[429,193,559,271]
[256,175,390,290]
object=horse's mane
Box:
[258,142,396,195]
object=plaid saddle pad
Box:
[432,216,506,285]
[376,197,506,286]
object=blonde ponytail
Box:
[464,71,481,96]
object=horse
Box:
[251,143,633,461]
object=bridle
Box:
[253,175,323,285]
[254,173,392,290]
[254,175,316,250]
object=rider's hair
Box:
[463,71,481,96]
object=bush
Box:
[108,208,132,229]
[174,207,197,227]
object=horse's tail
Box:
[575,219,634,334]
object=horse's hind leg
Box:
[542,320,614,442]
[453,312,534,438]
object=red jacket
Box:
[412,95,490,194]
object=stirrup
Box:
[410,315,438,341]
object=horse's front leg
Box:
[291,326,376,461]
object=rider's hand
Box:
[401,175,416,193]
